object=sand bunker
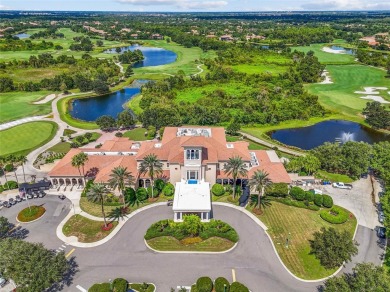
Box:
[322,47,346,54]
[354,87,389,104]
[319,70,333,84]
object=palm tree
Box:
[78,152,89,177]
[7,155,19,184]
[223,156,248,199]
[0,157,8,185]
[139,154,163,199]
[71,154,82,177]
[249,170,272,211]
[108,206,130,222]
[108,166,134,207]
[87,183,109,227]
[18,155,28,183]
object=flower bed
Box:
[320,206,351,224]
[17,206,46,222]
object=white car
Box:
[332,182,352,190]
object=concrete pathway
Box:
[0,115,49,131]
[193,63,204,76]
[114,62,124,74]
[33,93,57,104]
[239,131,305,156]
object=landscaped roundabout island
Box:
[17,205,46,223]
[144,215,239,252]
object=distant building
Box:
[151,33,164,40]
[219,35,234,42]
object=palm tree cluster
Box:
[223,156,248,199]
[70,152,89,179]
[249,170,272,212]
[0,154,29,184]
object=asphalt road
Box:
[0,200,385,292]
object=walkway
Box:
[239,131,305,157]
[114,62,124,74]
[0,115,49,131]
[33,93,57,104]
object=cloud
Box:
[0,4,11,10]
[301,0,390,10]
[117,0,228,9]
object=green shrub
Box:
[154,179,166,193]
[124,187,136,203]
[162,183,175,196]
[290,186,305,201]
[214,277,230,292]
[191,284,198,292]
[147,186,159,197]
[112,278,128,292]
[320,206,350,224]
[88,283,111,292]
[196,277,213,292]
[3,180,18,190]
[4,164,14,172]
[212,183,225,196]
[0,185,3,193]
[314,194,323,207]
[305,191,314,202]
[265,183,289,197]
[81,179,94,197]
[322,195,334,208]
[147,126,156,139]
[269,197,320,211]
[136,187,148,201]
[230,282,249,292]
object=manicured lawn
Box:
[291,44,356,64]
[62,214,118,243]
[47,142,71,154]
[306,64,390,118]
[127,93,143,115]
[0,91,52,123]
[146,236,235,252]
[0,121,58,156]
[232,63,289,75]
[253,201,357,279]
[4,67,70,83]
[17,205,46,222]
[123,127,148,141]
[315,170,354,183]
[128,283,155,292]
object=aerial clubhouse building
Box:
[49,127,291,221]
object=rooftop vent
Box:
[249,152,259,167]
[131,142,141,149]
[154,143,162,148]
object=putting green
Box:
[0,121,58,156]
[307,64,389,118]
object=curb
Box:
[129,283,156,292]
[56,202,167,248]
[16,208,46,224]
[144,238,238,254]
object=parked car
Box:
[9,198,16,205]
[309,189,323,195]
[377,227,387,239]
[26,193,33,199]
[2,201,11,208]
[166,200,173,206]
[0,275,7,288]
[33,191,39,198]
[379,211,385,224]
[15,195,22,202]
[361,173,368,179]
[378,192,384,198]
[38,191,46,198]
[58,194,66,200]
[332,182,353,190]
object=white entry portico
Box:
[172,179,211,222]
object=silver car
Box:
[0,274,6,288]
[379,211,385,224]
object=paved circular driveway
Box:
[71,205,319,292]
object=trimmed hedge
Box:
[322,195,334,208]
[4,164,14,172]
[154,179,166,193]
[290,186,305,201]
[136,187,149,201]
[269,197,320,211]
[265,183,289,197]
[191,284,198,292]
[230,282,249,292]
[320,206,350,224]
[162,183,175,196]
[112,278,128,292]
[212,183,225,196]
[196,277,213,292]
[144,218,239,242]
[215,277,230,292]
[305,191,314,202]
[88,283,111,292]
[147,186,159,197]
[3,180,18,190]
[314,194,323,207]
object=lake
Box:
[104,45,177,67]
[69,80,149,122]
[269,120,390,150]
[14,33,30,39]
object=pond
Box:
[104,45,177,67]
[14,33,30,39]
[269,120,390,150]
[330,45,356,55]
[69,80,149,122]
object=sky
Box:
[0,0,389,12]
